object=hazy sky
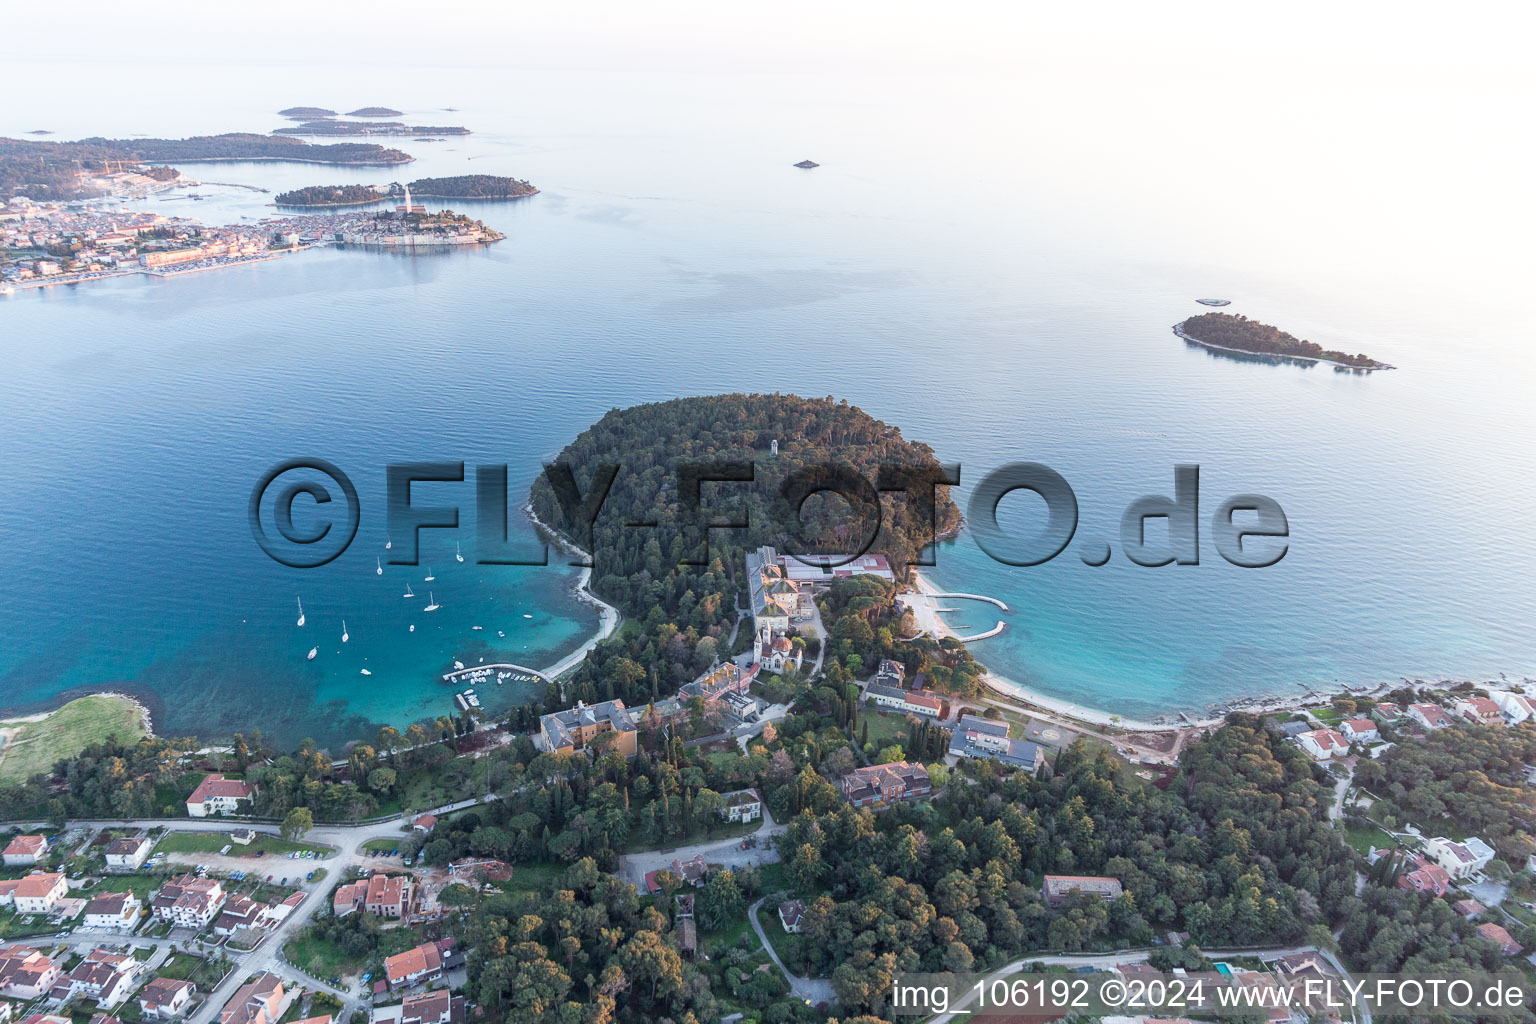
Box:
[7,0,1532,74]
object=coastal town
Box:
[0,185,502,293]
[7,520,1536,1023]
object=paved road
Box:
[746,897,834,1005]
[617,806,785,889]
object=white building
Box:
[83,891,142,931]
[778,899,806,933]
[1454,697,1504,725]
[1,836,48,867]
[13,872,67,915]
[105,836,152,872]
[1339,718,1380,744]
[719,790,762,824]
[184,774,254,817]
[1409,703,1453,730]
[1296,728,1348,761]
[139,978,195,1019]
[1424,836,1496,879]
[1493,692,1536,724]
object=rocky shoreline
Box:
[1173,320,1396,372]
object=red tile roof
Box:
[3,836,47,858]
[187,774,253,804]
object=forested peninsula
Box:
[1176,312,1393,370]
[276,175,539,207]
[0,133,411,200]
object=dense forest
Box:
[0,133,411,200]
[1355,721,1536,861]
[276,176,537,207]
[405,175,538,198]
[278,106,338,118]
[275,184,388,207]
[527,394,960,706]
[348,107,404,117]
[529,394,959,607]
[1178,312,1390,369]
[779,715,1355,1013]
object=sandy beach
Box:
[904,571,1220,733]
[522,503,622,680]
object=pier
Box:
[443,662,549,684]
[929,592,1010,612]
[954,620,1006,642]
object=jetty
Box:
[443,662,548,684]
[929,592,1010,612]
[954,620,1006,642]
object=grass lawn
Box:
[859,710,910,756]
[285,933,357,977]
[83,874,164,902]
[154,831,328,857]
[498,861,568,894]
[1341,822,1396,856]
[1310,706,1345,725]
[0,908,56,939]
[0,695,148,784]
[702,912,759,960]
[155,953,230,989]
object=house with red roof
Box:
[383,941,444,989]
[1339,718,1379,744]
[12,873,66,915]
[1398,861,1451,897]
[1,836,48,867]
[1477,922,1522,956]
[1455,697,1504,725]
[1296,728,1349,761]
[138,978,196,1019]
[1409,703,1452,730]
[185,775,254,817]
[0,950,63,999]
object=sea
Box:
[3,58,1535,748]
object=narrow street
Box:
[746,897,834,1005]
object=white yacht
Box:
[424,592,440,611]
[341,620,349,643]
[296,597,306,627]
[306,646,317,660]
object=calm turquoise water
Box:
[3,61,1535,746]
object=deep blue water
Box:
[3,62,1535,746]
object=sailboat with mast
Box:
[376,557,383,575]
[296,597,306,627]
[456,542,464,563]
[425,566,435,582]
[342,620,349,643]
[424,591,440,612]
[404,582,415,598]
